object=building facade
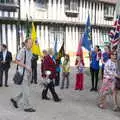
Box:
[0,0,117,55]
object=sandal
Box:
[113,106,120,112]
[97,104,105,109]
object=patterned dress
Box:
[99,59,117,96]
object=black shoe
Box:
[5,85,9,87]
[24,108,36,112]
[34,81,38,84]
[42,97,50,100]
[54,98,62,102]
[90,88,94,92]
[10,98,18,108]
[94,88,98,92]
[31,80,33,84]
[60,87,64,89]
[0,84,2,87]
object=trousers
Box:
[42,81,60,101]
[13,74,32,109]
[0,69,9,86]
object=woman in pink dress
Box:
[75,56,84,90]
[98,52,120,111]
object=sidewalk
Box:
[0,64,120,120]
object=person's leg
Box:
[0,70,3,86]
[49,81,61,102]
[34,64,37,84]
[22,74,35,112]
[79,73,84,90]
[66,73,69,88]
[75,74,81,90]
[90,68,94,91]
[112,90,120,111]
[61,72,65,89]
[5,69,9,86]
[95,69,99,91]
[42,84,49,99]
[101,68,104,80]
[98,95,106,109]
[11,92,23,108]
[55,72,60,86]
[31,66,34,83]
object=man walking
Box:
[0,44,12,87]
[42,48,61,102]
[10,38,36,112]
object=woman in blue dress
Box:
[90,45,101,91]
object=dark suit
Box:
[31,54,38,84]
[42,55,60,101]
[0,51,12,86]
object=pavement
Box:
[0,64,120,120]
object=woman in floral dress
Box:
[98,52,120,111]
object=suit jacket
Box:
[42,55,56,79]
[31,54,38,68]
[0,51,12,70]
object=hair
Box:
[48,48,53,54]
[63,54,70,65]
[65,54,70,61]
[21,42,25,46]
[2,44,7,49]
[110,51,117,59]
[96,45,99,49]
[24,37,31,43]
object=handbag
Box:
[13,51,26,85]
[115,77,120,90]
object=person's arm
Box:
[101,54,105,64]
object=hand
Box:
[113,73,118,77]
[25,65,32,72]
[1,61,6,64]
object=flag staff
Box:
[115,0,120,73]
[16,0,21,52]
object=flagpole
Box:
[16,0,21,52]
[116,0,120,73]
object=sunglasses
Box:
[112,54,117,56]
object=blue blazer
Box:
[0,51,12,70]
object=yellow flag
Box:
[31,22,43,56]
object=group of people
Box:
[0,38,120,112]
[10,38,71,112]
[88,45,120,111]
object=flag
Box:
[81,14,92,51]
[76,37,83,59]
[26,17,31,38]
[31,22,43,56]
[54,37,58,58]
[57,41,65,59]
[109,16,120,47]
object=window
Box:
[0,0,14,4]
[65,0,79,17]
[34,0,48,9]
[104,4,115,20]
[0,0,18,12]
[65,0,79,11]
[49,26,65,50]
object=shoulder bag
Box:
[13,51,26,85]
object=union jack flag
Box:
[108,16,120,47]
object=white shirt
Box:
[3,50,7,62]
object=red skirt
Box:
[75,73,84,90]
